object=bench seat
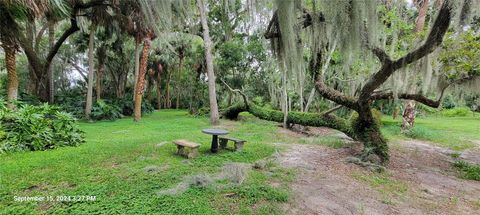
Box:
[173,139,200,158]
[219,137,246,151]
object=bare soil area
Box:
[275,127,480,215]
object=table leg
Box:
[211,135,219,153]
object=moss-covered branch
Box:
[222,103,354,138]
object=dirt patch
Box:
[276,140,480,214]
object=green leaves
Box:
[0,102,84,153]
[440,30,480,81]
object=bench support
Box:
[220,138,228,149]
[234,141,244,151]
[173,140,200,159]
[218,137,246,152]
[176,145,199,158]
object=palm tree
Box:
[1,0,107,102]
[0,8,18,108]
[133,31,155,121]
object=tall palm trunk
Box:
[133,40,141,100]
[3,43,18,109]
[198,0,219,125]
[85,25,96,119]
[134,35,152,122]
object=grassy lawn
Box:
[0,110,292,215]
[1,110,479,214]
[382,115,480,150]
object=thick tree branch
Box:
[359,0,452,101]
[45,19,79,69]
[370,92,443,108]
[392,1,452,69]
[371,47,392,64]
[315,78,359,110]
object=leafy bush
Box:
[453,160,480,181]
[440,107,473,117]
[113,97,155,116]
[56,87,85,118]
[441,94,456,109]
[55,88,154,120]
[0,101,84,153]
[90,100,123,121]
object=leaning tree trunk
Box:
[85,25,96,120]
[198,0,220,125]
[48,21,55,104]
[3,43,18,109]
[133,35,152,122]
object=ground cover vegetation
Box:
[0,0,479,213]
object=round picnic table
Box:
[202,128,229,153]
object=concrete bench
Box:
[173,139,200,158]
[219,137,246,151]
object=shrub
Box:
[440,107,473,117]
[442,95,456,109]
[453,160,480,181]
[56,87,85,118]
[113,97,154,116]
[90,100,123,121]
[0,102,84,153]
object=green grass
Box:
[0,110,292,214]
[2,110,479,214]
[382,115,480,150]
[453,160,480,181]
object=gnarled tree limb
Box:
[359,0,452,101]
[315,79,359,110]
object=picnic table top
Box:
[202,128,229,136]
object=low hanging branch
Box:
[314,0,453,110]
[220,80,354,137]
[359,1,453,101]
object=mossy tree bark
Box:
[252,0,454,164]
